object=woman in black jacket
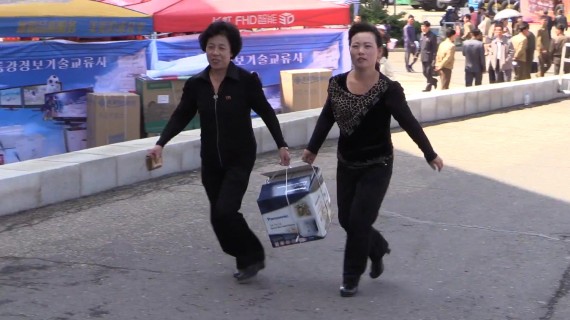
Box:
[148,21,290,283]
[302,22,443,297]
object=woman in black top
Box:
[301,22,444,297]
[148,21,290,283]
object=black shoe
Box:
[422,84,432,92]
[340,277,360,297]
[432,78,438,90]
[234,261,265,283]
[369,247,391,279]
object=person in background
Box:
[301,22,443,298]
[502,19,512,39]
[555,9,568,31]
[463,29,486,86]
[462,14,474,41]
[477,9,492,41]
[418,21,438,91]
[403,15,418,72]
[441,6,457,29]
[435,29,457,90]
[486,23,514,83]
[469,6,478,27]
[536,16,552,77]
[542,9,554,39]
[512,16,524,37]
[476,6,484,26]
[147,21,291,283]
[510,22,529,80]
[550,24,570,75]
[377,24,395,78]
[523,22,536,79]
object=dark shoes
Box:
[406,65,415,72]
[233,261,265,283]
[340,277,360,297]
[423,79,438,92]
[369,247,391,279]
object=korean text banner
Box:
[153,28,350,87]
[0,39,150,94]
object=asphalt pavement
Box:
[1,95,569,319]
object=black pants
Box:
[422,61,437,87]
[405,44,417,67]
[465,71,482,86]
[201,161,264,270]
[336,159,392,280]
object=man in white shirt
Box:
[486,23,514,82]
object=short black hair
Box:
[199,21,242,59]
[471,29,482,37]
[518,22,529,31]
[348,22,384,48]
[556,23,566,31]
[446,29,456,38]
[422,21,431,27]
[408,15,414,19]
[464,14,471,19]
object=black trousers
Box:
[465,71,482,86]
[422,61,437,87]
[336,159,392,280]
[201,161,264,270]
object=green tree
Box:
[356,1,420,47]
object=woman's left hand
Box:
[429,156,444,172]
[279,147,291,166]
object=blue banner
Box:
[0,40,150,98]
[0,40,150,164]
[154,28,350,87]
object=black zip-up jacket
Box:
[157,62,287,166]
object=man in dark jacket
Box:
[419,21,438,91]
[555,9,568,31]
[462,29,486,86]
[403,15,418,72]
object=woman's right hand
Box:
[147,145,163,160]
[301,149,317,165]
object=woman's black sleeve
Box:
[156,79,198,147]
[306,95,335,155]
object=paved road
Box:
[1,97,569,319]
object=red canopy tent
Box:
[98,0,349,33]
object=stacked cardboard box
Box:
[135,76,200,136]
[280,68,332,113]
[86,93,141,148]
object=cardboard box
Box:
[257,165,333,248]
[280,68,332,113]
[86,93,141,148]
[135,76,200,135]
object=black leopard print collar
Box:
[328,74,390,136]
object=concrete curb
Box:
[0,75,568,217]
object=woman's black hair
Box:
[348,22,384,48]
[199,21,242,59]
